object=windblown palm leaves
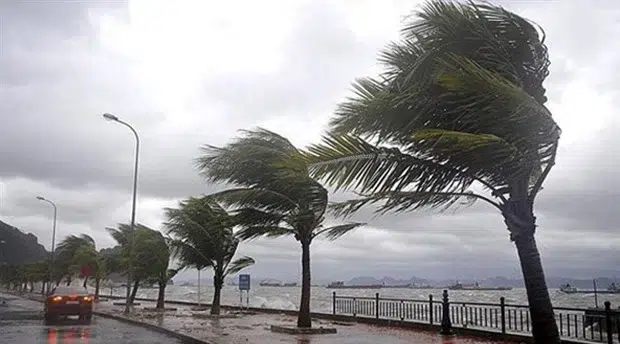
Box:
[306,1,559,216]
[107,224,168,303]
[55,234,97,286]
[302,1,561,342]
[197,129,364,244]
[164,196,255,315]
[196,128,364,327]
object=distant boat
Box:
[448,282,512,291]
[327,281,382,289]
[559,283,578,293]
[283,282,297,287]
[259,282,282,287]
[560,282,620,294]
[382,284,413,288]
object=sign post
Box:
[238,274,250,310]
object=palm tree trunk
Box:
[94,278,100,301]
[129,279,139,304]
[156,282,166,309]
[211,272,223,315]
[40,281,45,294]
[504,185,560,344]
[514,233,560,343]
[297,240,312,328]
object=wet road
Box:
[0,293,186,344]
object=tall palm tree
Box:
[302,1,560,342]
[164,197,255,315]
[196,129,365,327]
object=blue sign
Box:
[239,274,251,291]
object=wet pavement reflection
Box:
[0,293,185,344]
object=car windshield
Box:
[52,286,86,295]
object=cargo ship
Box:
[326,281,383,289]
[447,282,512,291]
[560,283,620,294]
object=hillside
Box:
[0,219,49,264]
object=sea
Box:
[102,284,620,312]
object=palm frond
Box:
[196,128,304,187]
[236,225,295,241]
[330,189,493,219]
[304,133,479,196]
[305,0,560,218]
[313,222,365,241]
[224,256,255,276]
[210,187,298,214]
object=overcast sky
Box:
[1,0,618,282]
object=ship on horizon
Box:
[259,281,298,287]
[326,281,383,289]
[559,282,619,294]
[447,281,512,291]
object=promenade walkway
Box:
[95,299,508,344]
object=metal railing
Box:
[332,291,620,343]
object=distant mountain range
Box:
[340,276,618,289]
[0,219,49,265]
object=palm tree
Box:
[107,224,164,304]
[73,245,105,299]
[137,229,177,309]
[301,1,560,342]
[164,196,255,315]
[196,129,365,327]
[56,234,97,288]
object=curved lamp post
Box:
[102,113,140,315]
[36,196,57,293]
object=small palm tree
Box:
[56,234,97,287]
[302,1,560,342]
[165,197,255,315]
[107,224,163,304]
[73,245,105,299]
[196,129,365,327]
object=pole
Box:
[593,279,599,308]
[103,114,140,315]
[197,269,201,307]
[37,197,57,294]
[49,203,57,294]
[125,120,139,315]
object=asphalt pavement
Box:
[0,292,187,344]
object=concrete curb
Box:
[93,311,213,344]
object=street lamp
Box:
[36,196,57,294]
[102,113,140,315]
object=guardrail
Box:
[332,290,620,343]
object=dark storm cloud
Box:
[0,0,618,281]
[0,1,217,200]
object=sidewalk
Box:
[94,299,510,344]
